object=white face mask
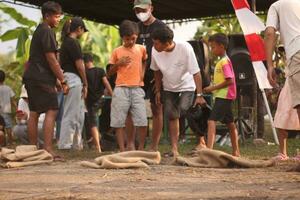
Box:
[136,11,151,22]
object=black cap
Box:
[70,17,88,32]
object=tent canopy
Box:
[14,0,276,25]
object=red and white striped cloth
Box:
[231,0,272,89]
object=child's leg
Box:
[226,122,240,157]
[137,126,147,150]
[125,114,135,151]
[149,103,163,151]
[6,128,13,144]
[115,128,125,152]
[195,136,207,149]
[28,111,39,146]
[130,88,148,151]
[91,126,101,153]
[207,120,216,149]
[43,109,58,155]
[278,128,288,156]
[169,118,180,156]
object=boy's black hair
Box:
[208,33,229,49]
[119,20,139,38]
[0,70,5,83]
[41,1,62,18]
[151,26,173,44]
[83,53,94,63]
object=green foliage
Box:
[194,17,242,40]
[0,2,37,97]
[81,21,120,68]
[0,2,36,28]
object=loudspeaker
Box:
[188,40,210,88]
[227,34,254,87]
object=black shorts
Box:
[24,80,58,114]
[86,101,102,129]
[209,98,234,124]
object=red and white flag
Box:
[231,0,272,89]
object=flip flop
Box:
[163,151,179,158]
[291,155,300,162]
[53,155,65,162]
[163,152,174,158]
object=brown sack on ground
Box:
[0,145,53,168]
[175,148,275,168]
[81,151,161,169]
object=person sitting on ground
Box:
[109,20,148,152]
[203,33,240,157]
[83,53,113,153]
[0,70,16,145]
[13,85,45,146]
[150,26,206,157]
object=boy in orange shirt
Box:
[109,20,148,152]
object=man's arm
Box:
[264,27,278,87]
[45,52,64,82]
[193,72,206,106]
[153,70,163,105]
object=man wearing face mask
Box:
[133,0,166,151]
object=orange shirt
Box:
[109,44,147,87]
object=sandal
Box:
[53,155,65,162]
[291,155,300,162]
[163,151,179,158]
[272,153,289,161]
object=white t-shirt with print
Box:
[0,84,15,114]
[150,41,199,92]
[266,0,300,59]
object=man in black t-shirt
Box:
[83,53,113,152]
[133,0,166,151]
[22,1,67,159]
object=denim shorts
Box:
[163,91,194,120]
[1,113,13,128]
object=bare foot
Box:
[232,151,240,157]
[96,145,102,153]
[126,144,135,151]
[195,144,207,151]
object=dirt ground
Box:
[0,158,299,200]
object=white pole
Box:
[261,89,279,144]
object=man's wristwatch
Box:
[196,93,203,97]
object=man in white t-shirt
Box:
[265,0,300,121]
[150,26,206,157]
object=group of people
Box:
[0,0,299,162]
